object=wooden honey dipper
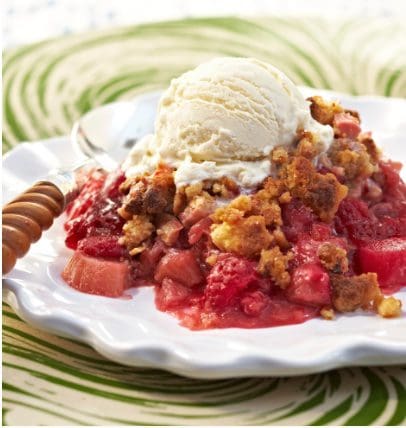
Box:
[2,181,66,274]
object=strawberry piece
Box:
[62,251,128,297]
[154,249,203,287]
[204,255,262,310]
[240,290,269,317]
[77,236,126,259]
[282,199,316,242]
[65,170,106,221]
[155,278,194,310]
[286,263,331,307]
[188,217,212,245]
[357,238,406,293]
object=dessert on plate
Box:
[62,57,405,329]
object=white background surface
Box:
[3,0,406,48]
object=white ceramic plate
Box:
[3,89,406,379]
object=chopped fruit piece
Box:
[282,199,316,242]
[179,193,215,227]
[377,297,402,318]
[357,238,406,294]
[205,255,262,310]
[286,264,331,307]
[77,236,126,259]
[154,249,203,287]
[155,278,194,310]
[62,251,128,297]
[330,272,381,313]
[156,214,183,246]
[333,112,361,139]
[308,96,343,125]
[137,239,166,278]
[188,217,212,245]
[240,291,269,317]
[65,169,106,220]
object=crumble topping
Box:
[120,214,154,256]
[330,272,382,313]
[106,94,403,324]
[318,242,349,274]
[258,247,293,288]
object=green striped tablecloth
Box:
[3,16,406,426]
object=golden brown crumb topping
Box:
[258,247,293,288]
[308,96,343,125]
[211,214,273,258]
[320,307,335,320]
[120,164,176,216]
[281,156,348,221]
[330,272,382,312]
[318,243,349,274]
[120,214,154,255]
[377,297,402,318]
[328,139,375,184]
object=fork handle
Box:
[2,181,65,275]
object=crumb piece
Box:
[330,272,382,312]
[295,131,322,159]
[250,191,282,226]
[282,156,348,221]
[129,244,148,256]
[211,215,273,258]
[117,206,132,220]
[212,177,239,198]
[120,215,154,254]
[279,191,292,204]
[320,307,335,320]
[318,243,349,273]
[272,227,290,250]
[205,252,218,266]
[173,187,187,215]
[357,133,381,164]
[378,297,402,318]
[184,182,204,200]
[257,247,293,288]
[271,147,289,165]
[307,96,343,125]
[121,164,175,216]
[211,195,252,223]
[328,139,375,184]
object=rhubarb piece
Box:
[286,263,331,307]
[357,238,406,293]
[62,251,128,297]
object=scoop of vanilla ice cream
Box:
[123,57,333,188]
[155,57,332,162]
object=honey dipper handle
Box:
[2,181,65,275]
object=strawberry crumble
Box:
[61,58,404,329]
[62,94,405,329]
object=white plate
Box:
[3,89,406,379]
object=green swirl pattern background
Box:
[2,16,406,425]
